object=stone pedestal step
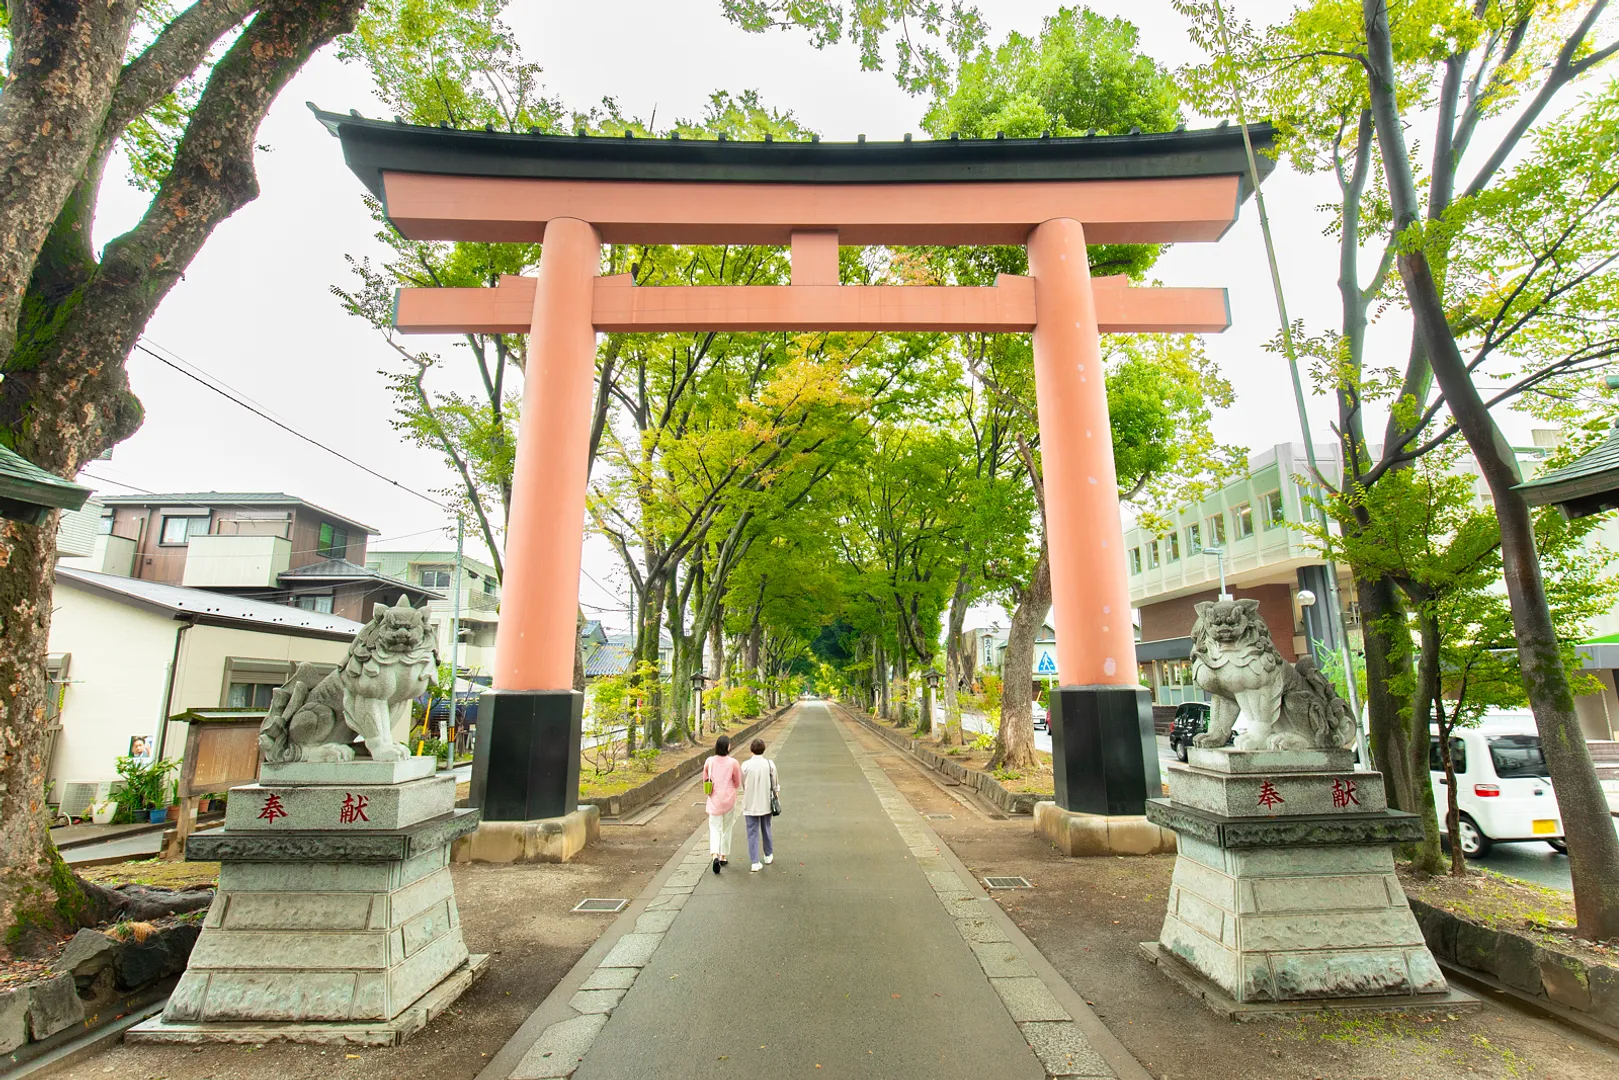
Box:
[1187,748,1354,774]
[127,955,488,1047]
[1138,942,1477,1021]
[1166,764,1387,817]
[189,807,480,863]
[226,775,455,832]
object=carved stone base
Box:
[1033,802,1176,857]
[451,805,600,864]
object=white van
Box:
[1429,720,1565,857]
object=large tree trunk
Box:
[1406,597,1447,874]
[994,546,1050,771]
[1359,576,1418,807]
[0,0,365,951]
[1365,0,1619,939]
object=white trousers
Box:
[708,805,739,858]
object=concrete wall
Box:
[46,584,177,787]
[1574,668,1619,741]
[1138,583,1298,662]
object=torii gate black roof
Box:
[311,106,1276,203]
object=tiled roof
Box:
[0,445,89,517]
[278,558,441,598]
[96,491,377,534]
[56,567,363,638]
[584,641,632,678]
[1516,424,1619,517]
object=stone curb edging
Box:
[1408,897,1619,1038]
[831,713,1150,1080]
[580,705,793,820]
[836,703,1051,815]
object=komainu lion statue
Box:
[259,596,439,764]
[1189,598,1357,752]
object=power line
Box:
[132,339,449,511]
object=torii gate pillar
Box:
[1029,218,1160,821]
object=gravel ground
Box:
[54,743,738,1080]
[839,715,1619,1080]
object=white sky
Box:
[76,0,1552,634]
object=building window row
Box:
[1129,491,1302,576]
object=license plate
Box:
[1532,819,1557,835]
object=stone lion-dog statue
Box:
[259,595,439,763]
[1189,598,1357,752]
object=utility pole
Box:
[448,513,463,747]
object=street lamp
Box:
[922,669,942,736]
[1201,545,1232,600]
[690,671,710,734]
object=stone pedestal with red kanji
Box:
[127,757,486,1046]
[1141,748,1455,1010]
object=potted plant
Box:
[111,755,180,824]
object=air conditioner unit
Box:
[58,780,123,818]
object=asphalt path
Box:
[571,701,1049,1080]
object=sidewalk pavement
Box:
[498,701,1130,1080]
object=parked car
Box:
[1168,702,1230,761]
[1429,724,1564,857]
[1032,701,1048,731]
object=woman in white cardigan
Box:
[739,738,779,872]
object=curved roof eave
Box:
[311,106,1276,204]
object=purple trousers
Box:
[745,814,774,863]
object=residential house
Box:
[45,567,360,811]
[60,492,437,622]
[365,549,501,675]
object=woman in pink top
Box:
[702,735,743,873]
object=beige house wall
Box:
[46,585,177,787]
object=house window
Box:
[317,523,348,560]
[1129,547,1142,574]
[1262,490,1286,528]
[1167,532,1180,562]
[160,515,210,545]
[97,513,114,535]
[227,682,278,709]
[295,594,334,614]
[1233,503,1254,539]
[483,577,497,595]
[1187,522,1201,553]
[420,568,452,588]
[1147,540,1160,568]
[1207,513,1227,546]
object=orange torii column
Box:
[1028,218,1162,822]
[470,217,600,822]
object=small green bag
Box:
[703,779,714,795]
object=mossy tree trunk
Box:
[0,0,366,954]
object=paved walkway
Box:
[504,702,1119,1080]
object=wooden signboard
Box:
[166,709,264,860]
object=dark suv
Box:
[1168,702,1229,762]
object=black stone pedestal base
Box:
[471,690,583,821]
[1049,684,1160,816]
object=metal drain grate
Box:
[925,813,955,820]
[571,898,629,914]
[983,876,1032,889]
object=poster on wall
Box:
[128,735,153,762]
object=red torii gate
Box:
[317,109,1273,829]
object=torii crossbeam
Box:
[316,108,1274,827]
